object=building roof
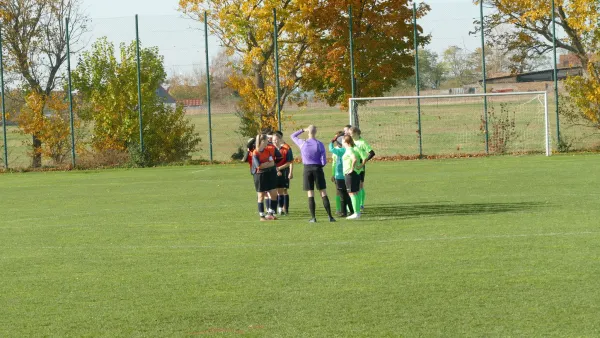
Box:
[483,66,583,83]
[156,86,177,104]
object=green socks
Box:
[335,195,341,213]
[357,189,365,208]
[350,194,360,215]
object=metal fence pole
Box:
[0,24,7,169]
[551,0,560,146]
[413,3,423,158]
[273,8,282,132]
[349,5,356,98]
[66,18,76,167]
[480,0,489,154]
[135,15,144,154]
[204,11,213,162]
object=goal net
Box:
[349,92,551,158]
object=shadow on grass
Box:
[361,202,546,221]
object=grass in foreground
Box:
[1,154,600,336]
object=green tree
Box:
[71,38,201,165]
[442,46,479,87]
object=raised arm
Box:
[291,129,305,148]
[328,142,346,156]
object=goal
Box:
[348,91,551,157]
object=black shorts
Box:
[335,179,346,191]
[360,168,365,182]
[275,168,290,189]
[254,168,277,192]
[303,165,327,191]
[345,171,361,193]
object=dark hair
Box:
[343,135,355,147]
[345,125,352,129]
[275,131,283,137]
[246,138,256,150]
[350,126,361,136]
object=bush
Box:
[481,103,517,154]
[142,103,201,166]
[231,146,245,161]
[76,150,131,169]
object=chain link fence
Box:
[1,2,598,170]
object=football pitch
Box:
[2,155,600,336]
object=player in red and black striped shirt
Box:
[251,134,281,221]
[272,131,294,215]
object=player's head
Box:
[272,131,283,144]
[307,125,317,137]
[350,126,361,139]
[256,134,269,150]
[344,125,352,135]
[334,131,344,147]
[342,135,355,148]
[266,130,275,143]
[246,138,256,151]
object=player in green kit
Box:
[349,127,375,211]
[341,135,363,219]
[329,132,354,217]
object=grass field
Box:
[2,154,600,336]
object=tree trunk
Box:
[32,134,42,168]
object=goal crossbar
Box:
[348,91,551,156]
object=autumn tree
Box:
[563,23,600,127]
[0,0,88,167]
[71,38,201,165]
[179,0,428,137]
[477,0,597,70]
[476,0,599,128]
[179,0,315,137]
[301,0,429,107]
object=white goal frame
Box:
[349,91,551,156]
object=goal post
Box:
[349,91,551,157]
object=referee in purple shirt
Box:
[291,125,335,223]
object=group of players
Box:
[244,125,374,222]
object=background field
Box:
[3,93,600,168]
[2,155,600,336]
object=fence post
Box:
[551,0,560,147]
[480,0,489,154]
[349,5,356,99]
[66,18,76,167]
[413,3,423,158]
[135,15,144,154]
[273,9,282,132]
[204,11,213,162]
[0,24,7,169]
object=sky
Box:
[80,0,496,77]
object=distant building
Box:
[484,67,583,85]
[179,99,204,107]
[156,86,177,107]
[558,53,597,68]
